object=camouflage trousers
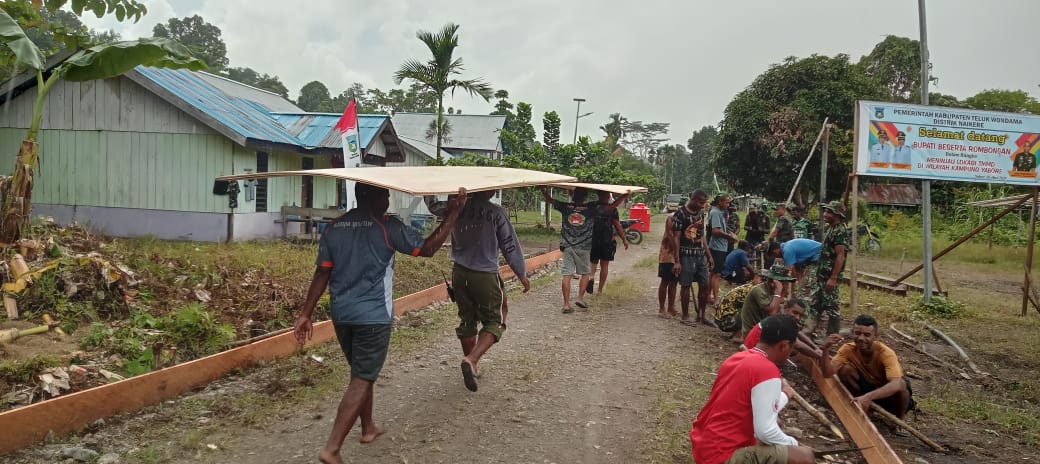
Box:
[798,262,840,326]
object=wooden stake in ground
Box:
[868,403,945,452]
[790,388,845,440]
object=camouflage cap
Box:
[821,201,847,218]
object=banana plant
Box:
[0,8,205,243]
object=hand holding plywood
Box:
[548,182,648,195]
[216,166,577,196]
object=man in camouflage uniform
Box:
[768,202,794,243]
[791,205,813,240]
[799,201,849,337]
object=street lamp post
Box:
[572,98,593,144]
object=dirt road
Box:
[178,239,693,464]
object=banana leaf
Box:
[60,37,206,82]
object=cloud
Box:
[79,0,1040,145]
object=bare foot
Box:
[360,425,385,444]
[319,449,344,464]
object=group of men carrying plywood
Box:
[249,165,641,464]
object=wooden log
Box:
[888,324,916,343]
[924,323,985,376]
[789,388,845,440]
[869,403,946,452]
[3,295,17,319]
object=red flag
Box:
[334,99,362,165]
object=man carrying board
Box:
[294,183,467,464]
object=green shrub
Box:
[160,303,236,359]
[912,295,967,319]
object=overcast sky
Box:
[83,0,1040,145]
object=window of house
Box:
[256,152,269,212]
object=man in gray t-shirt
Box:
[294,183,466,464]
[708,194,738,313]
[431,190,532,392]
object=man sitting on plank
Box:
[820,314,915,437]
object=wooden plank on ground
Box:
[840,276,907,296]
[216,167,578,196]
[796,355,904,464]
[0,250,561,456]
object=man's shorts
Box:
[679,253,709,287]
[590,239,617,262]
[710,249,729,274]
[561,247,592,276]
[453,264,507,341]
[334,323,392,382]
[723,443,789,464]
[658,262,678,282]
[856,375,916,415]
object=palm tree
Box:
[394,23,493,164]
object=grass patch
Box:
[636,254,658,269]
[640,355,717,463]
[592,277,641,307]
[920,382,1040,447]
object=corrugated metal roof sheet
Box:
[861,184,921,206]
[129,67,392,156]
[131,66,303,148]
[269,113,387,150]
[392,113,505,152]
[195,72,302,113]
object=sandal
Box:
[562,307,574,314]
[680,319,698,327]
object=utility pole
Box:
[572,98,585,144]
[919,0,933,302]
[820,124,830,202]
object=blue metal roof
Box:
[128,67,391,156]
[268,113,388,150]
[132,67,302,148]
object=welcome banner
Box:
[855,100,1040,185]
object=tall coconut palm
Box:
[394,23,493,164]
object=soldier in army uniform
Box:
[768,202,795,243]
[791,205,813,240]
[1013,139,1036,173]
[799,201,849,337]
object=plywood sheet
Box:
[549,182,648,194]
[216,166,577,196]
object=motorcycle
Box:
[857,221,882,252]
[620,218,643,245]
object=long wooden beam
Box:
[796,355,903,464]
[893,194,1031,285]
[0,250,562,455]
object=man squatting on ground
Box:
[820,314,915,436]
[540,186,630,313]
[741,298,822,360]
[440,190,531,392]
[294,184,467,464]
[670,190,713,326]
[690,314,815,464]
[588,190,629,294]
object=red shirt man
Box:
[691,315,814,464]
